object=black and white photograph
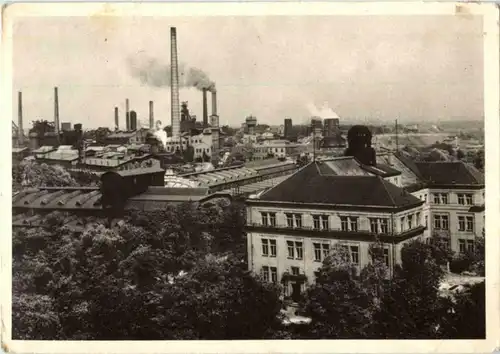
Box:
[2,2,499,352]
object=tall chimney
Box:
[211,90,217,117]
[125,99,130,131]
[202,88,208,127]
[18,91,24,145]
[170,27,181,138]
[54,87,60,136]
[114,106,119,131]
[149,101,154,129]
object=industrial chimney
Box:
[54,87,60,136]
[130,110,138,131]
[149,101,154,129]
[114,106,119,131]
[125,99,130,131]
[202,88,208,127]
[170,27,181,138]
[211,89,217,117]
[18,91,24,145]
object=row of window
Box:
[433,214,475,232]
[261,212,421,233]
[261,238,386,266]
[432,193,475,205]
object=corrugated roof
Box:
[259,162,421,208]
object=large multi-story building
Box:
[245,156,425,302]
[245,126,485,302]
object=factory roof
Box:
[36,151,79,161]
[414,161,484,185]
[108,131,138,138]
[257,162,422,209]
[32,146,56,154]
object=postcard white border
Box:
[1,2,499,353]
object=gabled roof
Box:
[414,161,484,185]
[258,162,421,208]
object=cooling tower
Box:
[130,111,138,131]
[170,27,181,138]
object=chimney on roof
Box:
[114,106,119,131]
[18,91,24,145]
[54,87,60,138]
[149,101,154,129]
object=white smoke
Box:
[307,102,340,119]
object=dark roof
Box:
[259,162,421,208]
[13,188,102,210]
[361,163,402,177]
[113,166,165,177]
[414,162,484,185]
[394,151,423,179]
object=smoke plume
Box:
[127,54,216,92]
[307,102,340,119]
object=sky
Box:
[12,15,484,129]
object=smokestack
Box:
[54,87,60,136]
[130,111,137,131]
[18,91,24,145]
[149,101,154,129]
[114,106,119,131]
[211,90,217,117]
[202,88,208,127]
[170,27,181,138]
[125,99,130,131]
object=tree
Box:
[29,119,55,136]
[13,160,78,189]
[301,245,374,338]
[372,240,449,339]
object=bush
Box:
[449,253,474,274]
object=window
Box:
[458,193,474,205]
[370,218,378,233]
[340,216,349,231]
[262,239,269,256]
[287,241,294,258]
[416,212,421,226]
[269,239,277,257]
[408,214,413,229]
[295,242,303,260]
[459,239,466,253]
[313,243,321,261]
[380,219,389,234]
[434,214,449,230]
[286,213,302,228]
[313,242,330,262]
[350,246,360,265]
[467,240,474,252]
[433,193,449,204]
[295,214,302,228]
[313,215,321,230]
[425,215,428,227]
[383,248,390,267]
[261,266,270,282]
[269,213,276,226]
[400,216,406,232]
[350,217,358,232]
[466,216,474,232]
[261,212,268,226]
[291,266,300,275]
[321,216,329,230]
[270,267,278,283]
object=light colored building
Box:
[245,157,426,303]
[377,153,485,253]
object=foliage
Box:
[12,199,263,340]
[29,120,55,136]
[13,160,78,190]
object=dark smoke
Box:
[127,54,215,92]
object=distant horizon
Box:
[13,15,484,129]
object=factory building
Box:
[284,118,293,140]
